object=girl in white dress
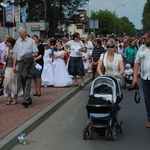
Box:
[82,47,89,75]
[53,42,73,87]
[41,43,54,86]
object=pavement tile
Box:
[0,75,92,141]
[0,86,72,140]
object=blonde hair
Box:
[106,39,116,47]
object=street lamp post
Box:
[114,4,124,37]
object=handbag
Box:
[101,53,106,74]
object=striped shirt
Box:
[91,46,104,69]
[134,45,150,80]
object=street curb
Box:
[0,76,92,150]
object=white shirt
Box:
[0,42,7,64]
[100,52,122,76]
[124,68,133,76]
[67,40,84,57]
[85,40,94,55]
[134,45,150,80]
[14,36,38,61]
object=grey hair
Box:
[18,26,27,33]
[106,39,116,47]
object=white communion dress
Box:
[53,50,73,87]
[41,49,54,86]
[82,52,89,70]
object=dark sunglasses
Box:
[107,46,115,48]
[76,36,80,38]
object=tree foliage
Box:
[0,0,86,36]
[142,0,150,32]
[90,9,136,36]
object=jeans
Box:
[141,78,150,122]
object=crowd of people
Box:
[0,26,150,128]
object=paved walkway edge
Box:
[0,77,92,150]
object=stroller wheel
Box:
[83,128,89,140]
[111,128,117,141]
[105,129,109,140]
[89,127,94,140]
[119,121,123,133]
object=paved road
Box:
[12,82,150,150]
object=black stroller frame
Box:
[83,75,123,141]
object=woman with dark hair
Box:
[63,32,85,86]
[3,38,22,104]
[32,35,44,96]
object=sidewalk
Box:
[0,75,92,150]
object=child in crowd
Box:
[82,47,89,75]
[53,42,73,87]
[124,63,133,80]
[41,42,54,87]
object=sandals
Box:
[11,100,18,105]
[6,99,12,105]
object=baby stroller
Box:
[83,75,123,141]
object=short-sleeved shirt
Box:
[14,36,38,61]
[100,52,122,76]
[67,40,84,57]
[134,45,150,80]
[0,42,7,64]
[124,46,137,62]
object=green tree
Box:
[90,9,136,36]
[0,0,86,36]
[142,0,150,32]
[91,10,115,35]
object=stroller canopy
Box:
[90,75,122,103]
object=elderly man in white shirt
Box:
[13,27,38,107]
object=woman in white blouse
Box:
[64,32,85,87]
[97,39,124,78]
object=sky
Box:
[86,0,147,29]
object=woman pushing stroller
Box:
[97,39,124,78]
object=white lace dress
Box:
[41,49,54,86]
[53,50,73,87]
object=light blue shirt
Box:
[14,36,38,61]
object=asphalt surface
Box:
[0,75,92,150]
[12,79,150,150]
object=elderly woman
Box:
[97,39,124,78]
[64,32,85,87]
